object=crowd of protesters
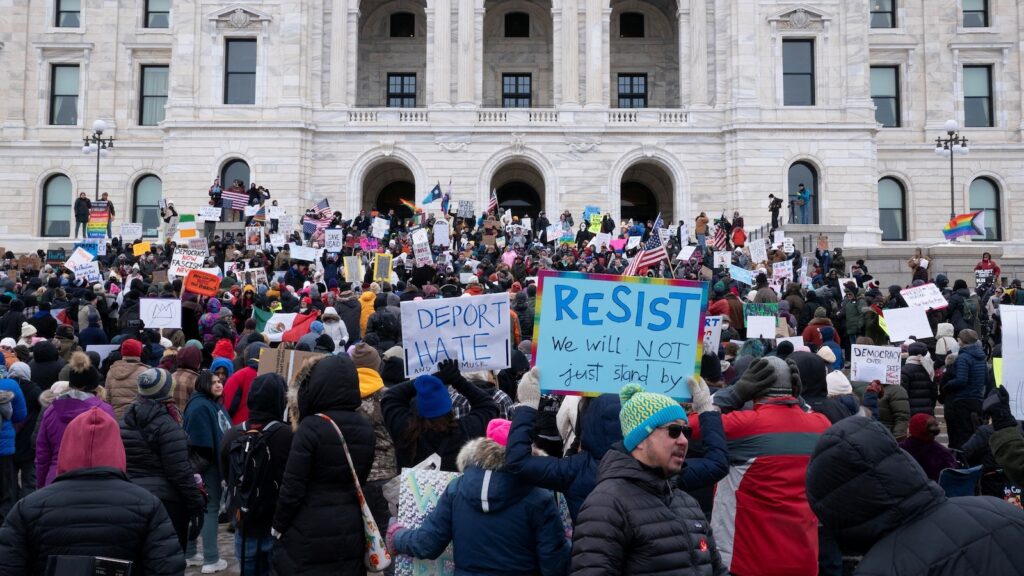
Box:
[0,184,1022,576]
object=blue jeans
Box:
[234,533,275,576]
[801,201,812,224]
[696,234,706,253]
[186,468,223,564]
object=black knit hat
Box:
[67,352,99,392]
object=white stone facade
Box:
[1,0,1022,250]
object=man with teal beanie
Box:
[571,383,727,575]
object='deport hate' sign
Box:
[400,293,511,378]
[532,270,709,402]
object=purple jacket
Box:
[899,436,957,482]
[35,395,116,487]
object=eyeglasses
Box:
[659,424,691,440]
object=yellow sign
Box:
[133,242,151,256]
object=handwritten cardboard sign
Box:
[532,270,708,402]
[168,247,206,279]
[900,283,947,310]
[121,223,144,241]
[851,344,901,385]
[400,292,511,378]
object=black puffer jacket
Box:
[570,445,728,575]
[28,341,66,391]
[365,304,402,352]
[0,467,184,575]
[334,296,363,345]
[806,417,1024,575]
[790,351,851,423]
[900,359,936,416]
[119,399,206,512]
[272,354,375,576]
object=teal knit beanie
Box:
[619,383,687,452]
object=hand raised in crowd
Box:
[436,358,465,387]
[984,387,1017,430]
[686,376,715,414]
[516,367,541,410]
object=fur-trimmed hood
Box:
[456,437,506,472]
[287,353,360,429]
[455,437,535,514]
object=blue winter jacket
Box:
[945,341,988,402]
[0,378,27,456]
[394,439,570,576]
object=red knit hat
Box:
[120,338,143,359]
[908,413,935,441]
[57,408,126,475]
[212,338,235,360]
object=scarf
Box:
[906,354,935,380]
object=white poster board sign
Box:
[72,261,101,283]
[168,247,207,279]
[457,201,474,219]
[86,344,120,363]
[267,206,285,219]
[772,260,793,282]
[400,293,511,377]
[120,223,143,241]
[703,315,724,351]
[1001,305,1024,419]
[713,251,731,268]
[139,298,182,329]
[269,233,286,247]
[64,247,94,271]
[324,229,345,253]
[676,245,696,261]
[372,217,391,239]
[851,344,901,385]
[882,307,933,343]
[197,207,222,222]
[900,283,947,310]
[747,239,768,264]
[432,220,451,247]
[289,245,318,262]
[746,316,776,339]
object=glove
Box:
[187,512,204,541]
[271,527,282,540]
[516,367,541,409]
[687,376,715,414]
[866,380,884,398]
[436,358,465,387]
[984,387,1017,430]
[734,358,777,403]
[386,518,406,553]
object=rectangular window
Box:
[870,66,900,127]
[964,65,993,127]
[617,74,647,108]
[145,0,170,28]
[50,64,79,125]
[870,0,895,28]
[140,65,169,126]
[390,12,415,37]
[55,0,80,27]
[224,39,257,105]
[783,40,815,106]
[620,12,645,38]
[502,74,532,108]
[963,0,988,28]
[387,73,417,108]
[504,12,530,38]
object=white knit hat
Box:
[826,371,853,396]
[817,346,836,365]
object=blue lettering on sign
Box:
[549,282,701,331]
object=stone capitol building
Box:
[0,0,1022,253]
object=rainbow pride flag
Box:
[942,210,985,240]
[399,198,417,213]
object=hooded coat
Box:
[359,291,376,337]
[334,294,363,345]
[807,417,1024,575]
[944,341,987,402]
[790,351,851,424]
[171,346,202,414]
[365,294,402,352]
[27,341,66,392]
[570,445,728,576]
[0,409,184,576]
[35,391,115,488]
[104,356,148,419]
[394,438,571,576]
[272,355,375,576]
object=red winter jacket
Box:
[690,399,831,576]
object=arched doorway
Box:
[363,161,416,219]
[787,161,818,224]
[620,161,673,226]
[490,161,545,220]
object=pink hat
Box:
[486,418,511,447]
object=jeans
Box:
[74,221,87,238]
[801,202,812,224]
[204,220,217,242]
[106,219,112,237]
[696,234,706,253]
[234,533,274,576]
[187,468,223,564]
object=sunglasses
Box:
[659,424,691,440]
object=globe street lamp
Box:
[81,119,115,201]
[934,119,969,221]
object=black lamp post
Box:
[934,119,969,221]
[81,119,115,201]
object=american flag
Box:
[302,198,332,236]
[623,214,668,276]
[221,188,249,211]
[712,217,728,250]
[487,189,498,214]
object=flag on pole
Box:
[422,182,442,205]
[221,189,249,211]
[943,210,985,240]
[302,198,332,236]
[399,198,418,213]
[487,189,498,214]
[622,214,668,276]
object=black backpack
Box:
[225,421,281,528]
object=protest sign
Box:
[243,205,260,217]
[975,268,995,287]
[713,251,730,269]
[168,247,206,279]
[628,236,643,252]
[132,241,151,257]
[324,229,344,252]
[773,230,784,246]
[882,307,933,343]
[344,256,363,282]
[267,206,285,219]
[412,228,432,266]
[64,247,94,271]
[658,228,671,246]
[729,264,754,286]
[72,242,98,258]
[87,201,108,238]
[269,233,285,247]
[139,299,182,329]
[533,270,708,402]
[704,315,724,352]
[459,273,476,285]
[522,217,532,231]
[777,335,805,348]
[747,239,768,264]
[743,303,778,323]
[457,201,474,219]
[184,269,221,297]
[121,223,143,241]
[400,292,511,378]
[257,347,323,381]
[372,217,391,239]
[589,232,612,250]
[197,207,222,222]
[783,238,795,254]
[772,260,793,282]
[71,261,101,283]
[676,245,696,261]
[583,205,601,221]
[746,316,776,339]
[289,245,317,262]
[851,344,901,385]
[359,237,379,252]
[395,469,458,576]
[433,220,451,247]
[545,224,562,243]
[187,237,209,255]
[588,214,603,233]
[900,283,947,310]
[245,226,263,251]
[1001,305,1024,419]
[374,253,393,282]
[86,344,120,364]
[45,249,66,266]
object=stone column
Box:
[689,0,707,107]
[430,0,453,106]
[584,0,605,107]
[328,0,350,106]
[456,0,476,106]
[561,0,580,106]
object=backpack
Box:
[962,297,978,323]
[225,421,281,529]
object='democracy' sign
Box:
[400,293,511,378]
[168,247,206,279]
[533,270,709,402]
[851,344,901,385]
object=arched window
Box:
[504,12,529,37]
[220,159,250,190]
[133,175,162,238]
[969,177,1001,241]
[41,174,72,237]
[787,162,818,224]
[390,12,415,37]
[878,177,906,241]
